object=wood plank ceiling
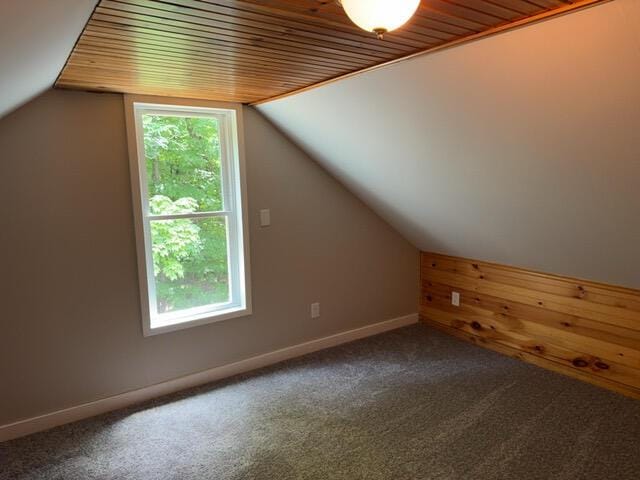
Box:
[56,0,607,104]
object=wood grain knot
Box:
[594,361,610,370]
[572,358,589,368]
[471,321,482,331]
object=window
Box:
[125,97,251,335]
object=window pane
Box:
[150,217,230,315]
[142,114,223,213]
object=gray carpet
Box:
[2,324,640,480]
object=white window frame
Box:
[124,95,251,336]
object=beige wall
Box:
[0,89,418,425]
[0,0,96,118]
[259,0,640,289]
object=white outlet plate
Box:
[311,303,320,319]
[451,292,460,307]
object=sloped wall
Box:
[0,89,417,426]
[0,0,96,118]
[258,0,640,289]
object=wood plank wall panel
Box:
[420,252,640,399]
[56,0,607,104]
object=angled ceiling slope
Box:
[0,0,97,118]
[56,0,604,104]
[257,0,640,288]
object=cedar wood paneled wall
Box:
[420,252,640,399]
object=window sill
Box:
[144,305,251,337]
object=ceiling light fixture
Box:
[339,0,421,40]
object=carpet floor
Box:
[2,324,640,479]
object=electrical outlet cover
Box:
[452,292,460,307]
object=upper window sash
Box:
[133,107,234,217]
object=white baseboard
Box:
[0,313,418,443]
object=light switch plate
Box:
[259,209,270,227]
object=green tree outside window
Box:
[143,115,229,313]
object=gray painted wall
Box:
[0,89,418,425]
[0,0,97,118]
[259,0,640,289]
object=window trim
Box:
[124,95,252,337]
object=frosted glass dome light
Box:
[340,0,421,39]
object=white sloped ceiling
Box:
[257,0,640,289]
[0,0,97,119]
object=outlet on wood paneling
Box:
[420,252,640,399]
